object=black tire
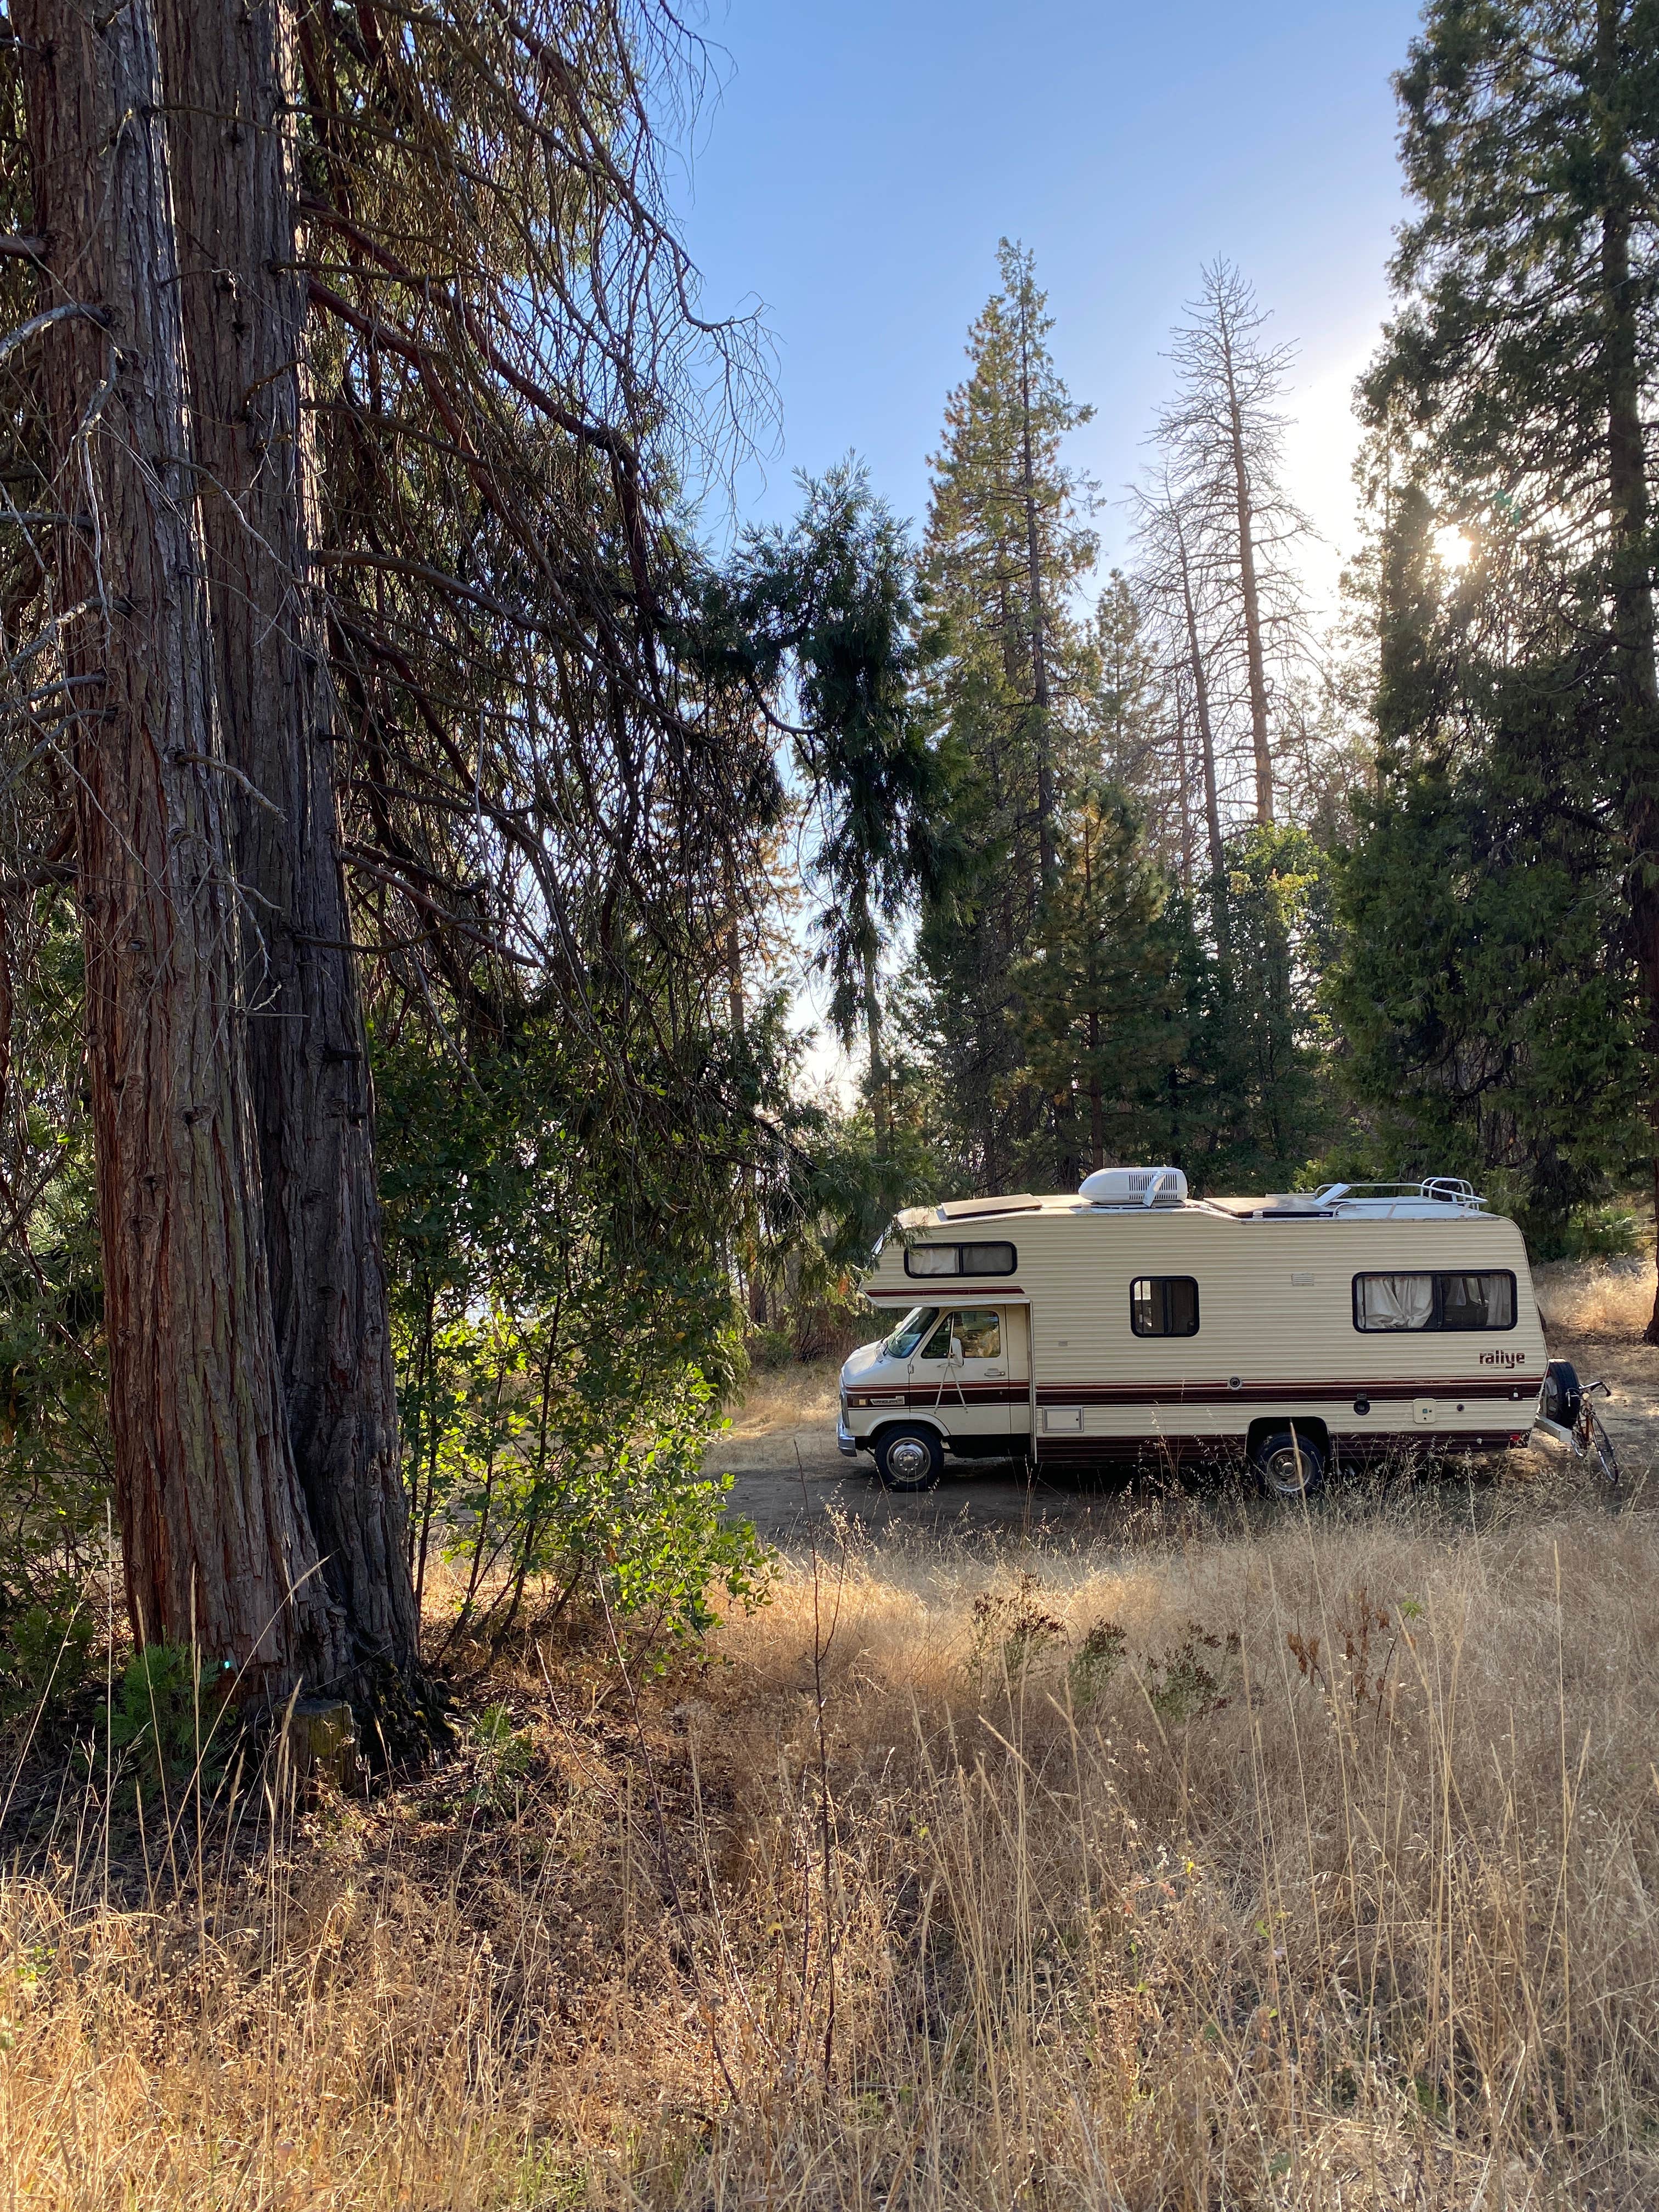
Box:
[1542,1359,1583,1431]
[873,1424,945,1493]
[1252,1426,1325,1503]
[1589,1413,1622,1488]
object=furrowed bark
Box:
[152,0,420,1686]
[17,0,345,1691]
[1594,4,1659,1344]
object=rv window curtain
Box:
[1356,1274,1435,1330]
[1355,1272,1516,1330]
[1440,1273,1515,1329]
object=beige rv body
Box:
[837,1181,1547,1470]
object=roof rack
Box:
[1307,1177,1489,1218]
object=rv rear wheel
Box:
[1252,1427,1325,1503]
[874,1425,944,1493]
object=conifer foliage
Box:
[1344,0,1658,1286]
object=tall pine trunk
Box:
[18,0,345,1690]
[1171,507,1230,963]
[153,0,418,1686]
[1172,691,1195,893]
[1015,296,1057,888]
[1595,3,1659,1344]
[861,929,891,1147]
[1217,311,1275,826]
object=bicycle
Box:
[1537,1359,1621,1488]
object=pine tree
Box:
[1333,477,1646,1241]
[1092,572,1190,886]
[707,465,943,1149]
[918,241,1098,1190]
[926,240,1097,888]
[1015,791,1191,1183]
[1361,0,1659,1309]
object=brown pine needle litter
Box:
[3,1464,1658,2209]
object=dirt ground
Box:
[713,1256,1659,1547]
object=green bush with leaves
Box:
[376,1020,770,1662]
[0,893,109,1718]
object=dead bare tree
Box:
[1131,472,1231,958]
[1154,261,1312,828]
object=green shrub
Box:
[94,1643,236,1804]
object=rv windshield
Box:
[885,1306,939,1358]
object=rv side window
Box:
[959,1240,1017,1276]
[1352,1272,1516,1330]
[904,1240,1017,1277]
[1130,1277,1199,1337]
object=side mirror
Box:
[949,1337,963,1363]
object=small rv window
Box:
[1130,1277,1200,1337]
[904,1240,1017,1277]
[1352,1272,1516,1331]
[959,1240,1017,1276]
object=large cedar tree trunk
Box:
[1594,5,1659,1345]
[153,0,419,1682]
[18,0,347,1690]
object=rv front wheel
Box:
[874,1425,944,1493]
[1252,1427,1325,1503]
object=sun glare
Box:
[1432,524,1474,570]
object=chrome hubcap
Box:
[887,1437,932,1482]
[1263,1445,1314,1497]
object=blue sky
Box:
[674,0,1425,613]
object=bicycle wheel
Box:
[1589,1413,1622,1488]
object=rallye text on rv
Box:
[836,1167,1552,1498]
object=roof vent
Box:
[1079,1165,1188,1208]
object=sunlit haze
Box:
[1433,524,1474,570]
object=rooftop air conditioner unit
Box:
[1079,1165,1188,1207]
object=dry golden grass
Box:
[718,1357,842,1457]
[1534,1259,1654,1344]
[6,1467,1659,2209]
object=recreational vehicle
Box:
[836,1168,1550,1498]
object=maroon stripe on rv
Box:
[1032,1379,1539,1406]
[848,1384,1031,1408]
